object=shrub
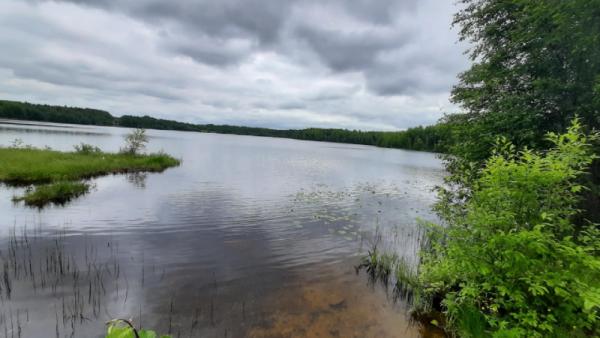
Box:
[121,128,148,155]
[420,119,600,337]
[8,138,33,149]
[74,143,101,154]
[9,138,24,148]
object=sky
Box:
[0,0,469,131]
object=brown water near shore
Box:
[249,264,446,338]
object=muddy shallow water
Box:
[0,120,445,337]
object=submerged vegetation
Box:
[0,225,121,336]
[2,129,180,206]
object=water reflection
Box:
[126,173,148,189]
[0,120,444,337]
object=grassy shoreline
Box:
[0,147,180,185]
[2,146,180,206]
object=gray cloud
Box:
[167,35,255,67]
[47,0,293,44]
[2,0,468,130]
[40,0,429,73]
[294,24,411,72]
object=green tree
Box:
[446,0,600,222]
[451,0,600,161]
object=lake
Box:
[0,120,445,337]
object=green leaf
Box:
[106,325,135,338]
[138,330,157,338]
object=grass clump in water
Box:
[357,246,397,285]
[0,147,180,185]
[12,181,90,207]
[356,243,449,336]
[2,129,180,207]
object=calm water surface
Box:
[0,120,445,337]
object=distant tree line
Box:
[0,100,452,153]
[0,100,114,126]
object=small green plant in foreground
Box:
[106,319,171,338]
[12,181,90,207]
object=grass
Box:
[12,181,90,207]
[357,246,397,284]
[1,145,180,207]
[0,147,180,185]
[356,244,445,333]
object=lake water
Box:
[0,120,445,338]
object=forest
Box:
[0,99,451,153]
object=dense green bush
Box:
[420,120,600,337]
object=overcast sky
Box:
[0,0,469,130]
